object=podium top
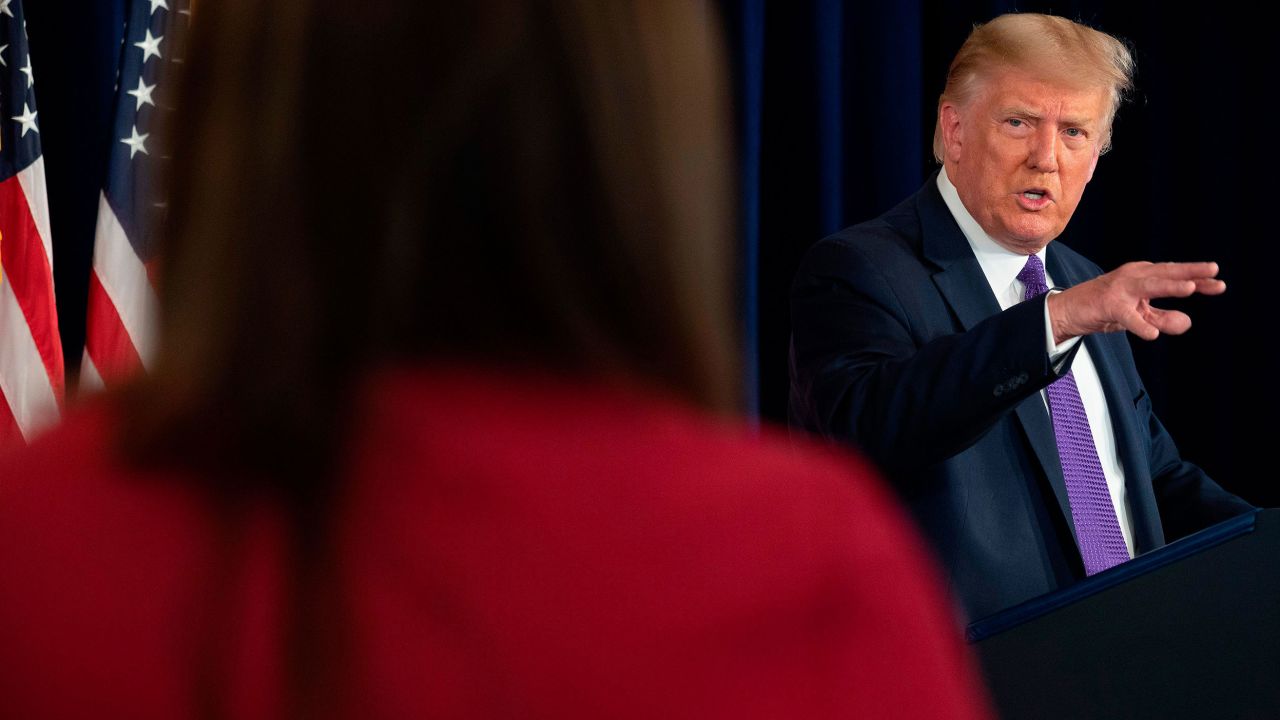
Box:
[966,509,1262,643]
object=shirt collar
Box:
[936,167,1048,297]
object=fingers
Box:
[1128,263,1226,299]
[1193,278,1227,295]
[1133,261,1220,280]
[1144,306,1193,336]
[1124,307,1192,341]
[1139,277,1197,298]
[1065,260,1224,339]
[1121,307,1160,341]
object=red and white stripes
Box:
[0,157,64,447]
[81,191,158,393]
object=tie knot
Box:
[1018,254,1049,300]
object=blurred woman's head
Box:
[131,0,738,480]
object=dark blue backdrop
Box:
[26,0,128,393]
[23,2,1275,507]
[723,1,1276,507]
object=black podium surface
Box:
[970,509,1280,720]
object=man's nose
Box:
[1027,128,1059,172]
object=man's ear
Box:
[940,102,964,163]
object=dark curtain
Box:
[723,0,1277,508]
[26,0,129,383]
[21,2,1278,508]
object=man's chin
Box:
[994,231,1055,255]
[996,219,1061,254]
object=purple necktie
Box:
[1018,254,1129,575]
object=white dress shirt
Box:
[936,168,1135,558]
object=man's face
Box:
[941,67,1109,254]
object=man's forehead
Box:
[976,67,1110,116]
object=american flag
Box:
[81,0,189,391]
[0,0,62,448]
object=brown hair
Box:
[932,12,1135,161]
[120,1,737,714]
[127,0,738,480]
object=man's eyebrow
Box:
[997,106,1041,119]
[1059,114,1097,128]
[996,106,1097,127]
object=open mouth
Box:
[1020,189,1050,201]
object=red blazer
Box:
[0,366,992,719]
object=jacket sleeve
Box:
[789,235,1079,475]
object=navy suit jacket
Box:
[789,173,1252,621]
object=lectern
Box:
[969,509,1280,720]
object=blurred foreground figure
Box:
[0,2,991,718]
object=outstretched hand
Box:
[1046,261,1226,343]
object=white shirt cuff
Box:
[1044,289,1081,368]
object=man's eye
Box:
[1065,128,1083,137]
[1008,119,1023,127]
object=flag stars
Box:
[149,0,169,13]
[0,0,13,18]
[11,103,38,137]
[127,78,157,111]
[19,56,33,87]
[121,125,149,159]
[135,30,163,63]
[0,45,8,68]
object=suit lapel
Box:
[917,176,1003,331]
[1012,393,1076,540]
[1079,333,1164,553]
[917,177,1076,538]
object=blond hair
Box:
[932,13,1134,161]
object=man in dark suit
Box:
[789,13,1253,622]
